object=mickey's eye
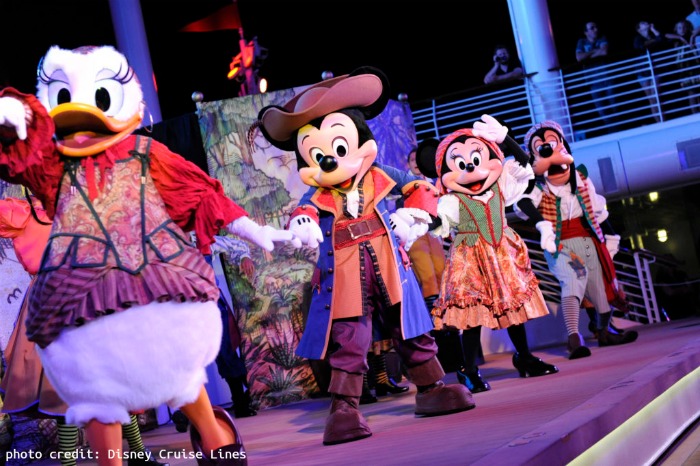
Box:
[310,148,324,164]
[332,137,349,157]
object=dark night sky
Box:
[1,0,695,121]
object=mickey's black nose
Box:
[319,155,338,172]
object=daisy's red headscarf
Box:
[434,128,504,194]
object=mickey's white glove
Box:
[288,214,323,248]
[0,97,28,140]
[406,222,429,250]
[472,114,507,144]
[605,234,621,259]
[535,220,557,254]
[226,216,298,252]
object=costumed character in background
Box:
[0,45,297,466]
[256,67,475,446]
[415,115,559,393]
[514,120,638,360]
[0,195,166,466]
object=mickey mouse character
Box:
[257,67,475,446]
[0,45,296,466]
[415,115,558,392]
[514,120,638,360]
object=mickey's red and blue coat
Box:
[290,164,439,360]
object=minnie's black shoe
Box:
[456,367,491,393]
[512,353,559,378]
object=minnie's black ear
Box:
[416,138,439,179]
[349,66,391,120]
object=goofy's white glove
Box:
[472,114,508,144]
[0,97,28,140]
[605,234,621,259]
[536,220,557,254]
[227,216,298,252]
[288,214,323,248]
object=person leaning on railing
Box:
[484,44,523,85]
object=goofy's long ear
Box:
[416,138,439,179]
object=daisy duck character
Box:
[256,67,475,446]
[415,115,558,392]
[0,45,297,466]
[513,120,637,360]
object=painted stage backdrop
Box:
[196,85,417,410]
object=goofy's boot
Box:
[323,395,372,445]
[597,311,638,347]
[410,357,475,417]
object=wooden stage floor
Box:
[32,316,700,465]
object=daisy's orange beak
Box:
[50,102,142,157]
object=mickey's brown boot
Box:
[322,395,372,445]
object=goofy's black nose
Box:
[539,144,553,158]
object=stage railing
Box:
[412,45,700,145]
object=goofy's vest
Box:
[536,170,604,259]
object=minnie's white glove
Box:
[288,214,323,248]
[227,216,298,252]
[0,97,28,140]
[605,234,621,259]
[472,114,507,144]
[390,208,428,250]
[536,220,557,254]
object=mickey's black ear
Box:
[349,66,391,120]
[416,138,439,179]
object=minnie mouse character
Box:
[415,115,558,391]
[514,120,637,360]
[256,67,475,446]
[0,45,297,466]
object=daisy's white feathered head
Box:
[36,45,144,157]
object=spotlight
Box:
[657,229,668,242]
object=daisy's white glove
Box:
[288,214,323,248]
[0,97,28,140]
[472,113,507,144]
[536,220,557,254]
[227,216,298,252]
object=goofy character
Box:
[256,67,475,446]
[514,120,638,360]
